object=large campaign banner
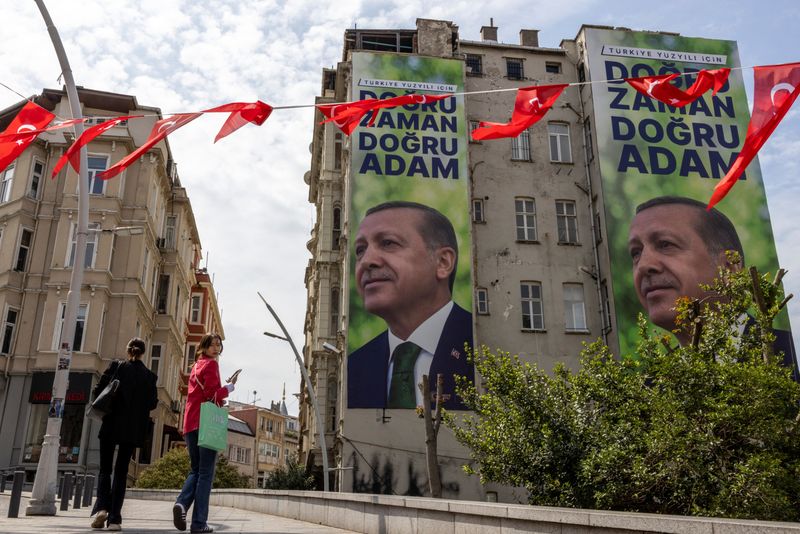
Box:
[345,52,473,409]
[583,28,789,354]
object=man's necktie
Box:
[388,342,422,408]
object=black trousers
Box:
[92,438,136,525]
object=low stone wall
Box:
[128,488,800,534]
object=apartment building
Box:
[0,87,220,483]
[302,19,781,500]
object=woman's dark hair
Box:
[197,333,223,358]
[126,337,146,360]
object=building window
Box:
[156,274,170,314]
[151,344,162,384]
[506,58,524,80]
[511,130,531,161]
[29,158,44,199]
[141,247,149,288]
[584,119,594,161]
[472,198,485,223]
[55,302,88,351]
[87,155,109,195]
[1,308,19,355]
[327,375,337,432]
[556,200,579,244]
[23,403,84,464]
[333,132,343,170]
[515,197,537,241]
[0,164,15,203]
[165,216,177,249]
[186,344,197,372]
[15,228,33,272]
[67,222,99,268]
[466,54,483,76]
[601,281,612,332]
[330,287,340,335]
[469,120,481,142]
[548,123,572,163]
[476,288,489,315]
[332,206,341,249]
[521,282,545,331]
[545,62,562,74]
[564,283,587,332]
[190,294,202,323]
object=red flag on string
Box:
[51,116,142,177]
[626,68,730,107]
[203,101,273,142]
[0,101,55,174]
[707,62,800,209]
[99,113,202,180]
[319,93,452,135]
[0,118,84,142]
[471,84,567,141]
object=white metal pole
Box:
[27,0,90,515]
[257,292,330,492]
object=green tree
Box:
[446,262,800,520]
[262,455,315,490]
[135,447,250,489]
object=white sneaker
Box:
[108,524,122,531]
[91,510,108,529]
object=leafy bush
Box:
[135,446,250,489]
[262,455,315,490]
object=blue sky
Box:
[2,1,798,413]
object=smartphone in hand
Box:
[227,369,242,383]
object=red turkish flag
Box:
[51,116,142,177]
[471,84,567,141]
[203,101,273,143]
[99,113,202,180]
[0,101,55,174]
[708,62,800,209]
[319,93,452,135]
[626,68,730,107]
[0,118,84,142]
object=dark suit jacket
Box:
[348,303,474,410]
[94,359,158,447]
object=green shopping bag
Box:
[198,401,228,451]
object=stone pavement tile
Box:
[0,493,360,534]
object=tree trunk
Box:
[421,374,443,498]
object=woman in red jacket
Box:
[172,333,236,533]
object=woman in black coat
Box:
[90,338,158,531]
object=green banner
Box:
[345,52,473,409]
[583,28,787,354]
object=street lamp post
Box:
[27,0,91,516]
[257,292,330,492]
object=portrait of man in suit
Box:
[347,201,474,409]
[628,195,797,379]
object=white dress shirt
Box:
[386,301,454,406]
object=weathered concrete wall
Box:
[129,488,800,534]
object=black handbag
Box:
[87,361,122,420]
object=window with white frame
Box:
[476,287,489,315]
[15,228,33,272]
[156,274,170,313]
[333,132,343,170]
[190,294,202,323]
[520,282,544,331]
[515,197,537,241]
[564,283,587,332]
[87,155,109,195]
[556,200,579,244]
[141,247,149,287]
[0,164,15,203]
[548,123,572,163]
[332,206,341,249]
[67,222,99,268]
[28,158,44,199]
[165,216,177,249]
[1,307,19,355]
[186,344,197,372]
[472,198,485,223]
[511,130,531,161]
[54,303,88,351]
[150,344,162,384]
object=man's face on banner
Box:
[354,208,444,321]
[628,204,724,331]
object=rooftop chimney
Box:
[480,18,497,42]
[519,29,539,47]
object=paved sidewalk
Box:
[0,493,359,533]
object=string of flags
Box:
[1,62,798,209]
